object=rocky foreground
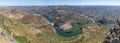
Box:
[0,27,18,43]
[103,19,120,43]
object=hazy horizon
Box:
[0,0,120,6]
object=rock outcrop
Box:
[103,19,120,43]
[59,22,72,31]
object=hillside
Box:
[0,6,119,43]
[0,9,50,43]
[9,6,119,24]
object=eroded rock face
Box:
[59,22,72,31]
[103,19,120,43]
[117,18,120,26]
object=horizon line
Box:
[1,5,120,6]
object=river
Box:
[42,15,115,37]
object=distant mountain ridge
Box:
[9,6,119,24]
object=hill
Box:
[0,6,119,43]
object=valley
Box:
[0,6,119,43]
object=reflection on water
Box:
[42,15,54,23]
[42,15,115,37]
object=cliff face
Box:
[103,19,120,43]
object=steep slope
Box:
[103,19,120,43]
[0,9,50,43]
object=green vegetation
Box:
[1,23,11,34]
[65,23,79,33]
[63,21,79,33]
[0,7,114,43]
[36,34,43,38]
[13,35,30,43]
[76,25,109,43]
[40,25,82,43]
[19,19,31,24]
[0,14,11,34]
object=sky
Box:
[0,0,120,6]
